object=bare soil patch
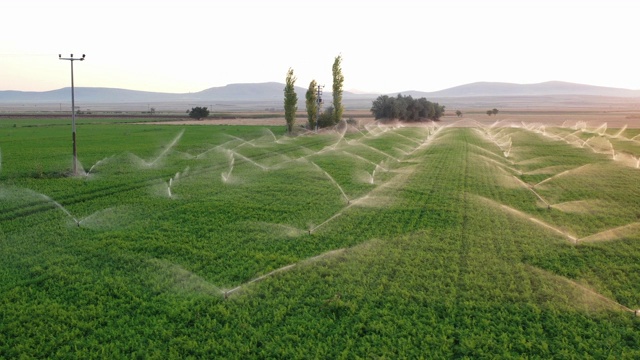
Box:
[145,117,294,126]
[139,108,640,129]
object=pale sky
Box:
[2,0,639,94]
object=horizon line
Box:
[2,79,640,95]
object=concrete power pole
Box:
[316,84,324,132]
[59,53,85,176]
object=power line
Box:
[0,53,59,57]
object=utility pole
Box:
[316,84,324,132]
[59,54,85,175]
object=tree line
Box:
[284,55,344,133]
[370,94,445,121]
[287,56,447,131]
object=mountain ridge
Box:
[1,81,639,103]
[403,81,640,98]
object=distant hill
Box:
[0,82,375,103]
[1,81,638,111]
[0,87,182,103]
[197,82,291,101]
[401,81,640,98]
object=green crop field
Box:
[1,117,639,358]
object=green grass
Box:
[1,119,639,358]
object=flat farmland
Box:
[1,115,639,358]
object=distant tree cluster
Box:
[287,54,345,132]
[370,94,445,121]
[188,106,210,120]
[486,108,499,116]
[317,106,335,128]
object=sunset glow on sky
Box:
[2,0,639,94]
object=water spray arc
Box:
[310,161,349,203]
[227,134,256,149]
[221,150,235,183]
[149,130,185,167]
[58,54,85,176]
[222,248,346,299]
[86,155,114,176]
[40,194,80,227]
[227,149,269,171]
[166,167,190,198]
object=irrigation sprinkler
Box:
[59,53,86,176]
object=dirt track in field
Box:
[144,117,309,126]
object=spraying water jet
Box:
[310,162,349,203]
[86,155,114,176]
[40,194,80,225]
[227,149,268,171]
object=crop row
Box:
[2,121,639,358]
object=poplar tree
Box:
[284,68,298,133]
[305,80,318,130]
[331,55,344,125]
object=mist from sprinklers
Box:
[4,115,639,318]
